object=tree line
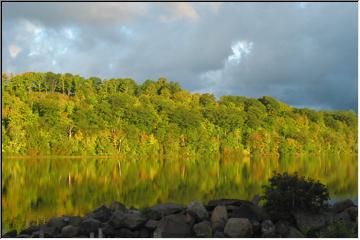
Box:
[2,72,357,157]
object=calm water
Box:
[2,154,358,232]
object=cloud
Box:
[2,3,357,111]
[9,45,22,58]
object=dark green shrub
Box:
[262,172,330,220]
[312,220,357,238]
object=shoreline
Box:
[3,198,357,238]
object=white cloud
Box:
[9,45,22,58]
[228,41,253,65]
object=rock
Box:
[333,199,354,213]
[185,213,196,227]
[47,217,67,231]
[139,228,150,238]
[224,218,253,237]
[275,220,289,237]
[193,221,212,237]
[110,210,146,229]
[63,216,82,226]
[91,205,112,222]
[39,225,57,237]
[211,205,228,231]
[60,225,79,237]
[16,234,30,238]
[345,206,358,221]
[187,201,209,221]
[285,226,305,238]
[293,211,327,234]
[20,225,40,235]
[251,220,261,235]
[213,231,225,237]
[153,213,192,237]
[114,228,139,238]
[109,201,127,212]
[261,219,276,237]
[102,223,115,237]
[229,203,269,222]
[3,229,17,237]
[145,219,159,230]
[334,210,351,222]
[206,199,251,210]
[144,203,184,220]
[79,218,103,235]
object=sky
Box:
[2,2,358,111]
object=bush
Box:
[262,172,330,220]
[312,220,357,238]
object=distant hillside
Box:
[2,72,357,157]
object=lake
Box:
[2,153,357,232]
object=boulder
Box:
[114,228,139,238]
[39,225,57,237]
[102,223,115,237]
[193,221,212,238]
[335,210,352,222]
[90,205,113,222]
[261,219,276,237]
[144,219,159,230]
[139,228,150,238]
[153,213,192,237]
[229,203,269,222]
[16,234,31,238]
[293,211,327,234]
[2,229,17,238]
[47,217,67,231]
[109,201,127,212]
[275,220,290,237]
[333,199,354,213]
[185,212,196,227]
[213,231,225,237]
[144,203,184,220]
[251,220,261,235]
[211,205,228,231]
[63,216,82,226]
[60,225,79,238]
[345,206,358,221]
[206,199,251,210]
[110,210,147,229]
[79,218,103,235]
[285,226,305,238]
[19,225,40,235]
[224,218,253,237]
[187,201,209,221]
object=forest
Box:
[1,72,358,158]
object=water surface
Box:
[2,154,357,232]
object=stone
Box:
[19,225,40,235]
[211,205,228,231]
[224,218,253,237]
[2,229,17,237]
[193,221,212,238]
[206,199,251,210]
[293,211,327,234]
[91,205,112,222]
[102,223,115,237]
[63,216,82,226]
[144,203,184,220]
[110,210,146,229]
[16,234,30,238]
[145,219,159,230]
[39,225,57,237]
[47,217,67,231]
[109,201,127,212]
[275,220,290,237]
[114,228,139,238]
[251,220,261,235]
[187,200,209,221]
[333,199,354,213]
[251,195,261,205]
[185,213,195,227]
[79,218,103,235]
[60,225,79,238]
[229,203,269,222]
[285,226,305,238]
[334,210,352,222]
[153,213,192,237]
[139,228,150,238]
[213,231,225,237]
[345,206,358,221]
[261,219,276,237]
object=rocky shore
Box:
[3,198,358,238]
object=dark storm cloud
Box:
[2,2,357,111]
